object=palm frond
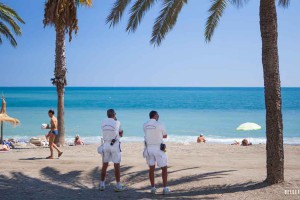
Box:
[151,0,187,46]
[75,0,93,7]
[0,3,24,47]
[43,0,79,42]
[229,0,249,8]
[205,0,227,43]
[0,12,22,35]
[126,0,157,33]
[106,0,132,27]
[0,21,17,47]
[278,0,290,8]
[0,3,25,24]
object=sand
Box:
[0,143,299,200]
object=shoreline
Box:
[6,142,300,149]
[5,135,300,146]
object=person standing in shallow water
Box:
[45,109,63,159]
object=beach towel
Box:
[29,137,42,146]
[2,141,13,148]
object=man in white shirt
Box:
[143,111,170,195]
[99,109,124,192]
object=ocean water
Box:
[1,87,299,144]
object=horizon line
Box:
[0,86,300,88]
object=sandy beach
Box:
[0,143,299,200]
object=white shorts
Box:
[143,146,167,168]
[99,142,121,163]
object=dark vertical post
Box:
[0,122,3,143]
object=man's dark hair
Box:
[107,109,116,118]
[149,110,158,119]
[48,109,55,115]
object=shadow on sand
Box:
[19,157,45,160]
[0,166,268,200]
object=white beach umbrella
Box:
[236,122,261,131]
[236,122,261,144]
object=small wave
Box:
[6,135,300,145]
[62,135,300,145]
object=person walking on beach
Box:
[45,109,63,159]
[99,109,124,192]
[143,111,170,194]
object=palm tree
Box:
[0,2,25,47]
[43,0,92,146]
[107,0,290,184]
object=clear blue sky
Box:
[0,0,299,87]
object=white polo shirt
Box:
[101,118,123,142]
[143,119,167,145]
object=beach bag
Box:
[143,148,148,158]
[97,138,105,155]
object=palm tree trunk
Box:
[260,0,284,184]
[54,28,67,146]
[0,122,3,143]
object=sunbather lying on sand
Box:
[242,139,252,146]
[0,144,10,151]
[231,139,252,146]
[231,140,240,145]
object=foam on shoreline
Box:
[8,135,300,145]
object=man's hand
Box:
[119,130,124,137]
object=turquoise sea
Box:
[1,87,299,144]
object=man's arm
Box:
[119,130,123,137]
[119,123,123,137]
[162,124,167,138]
